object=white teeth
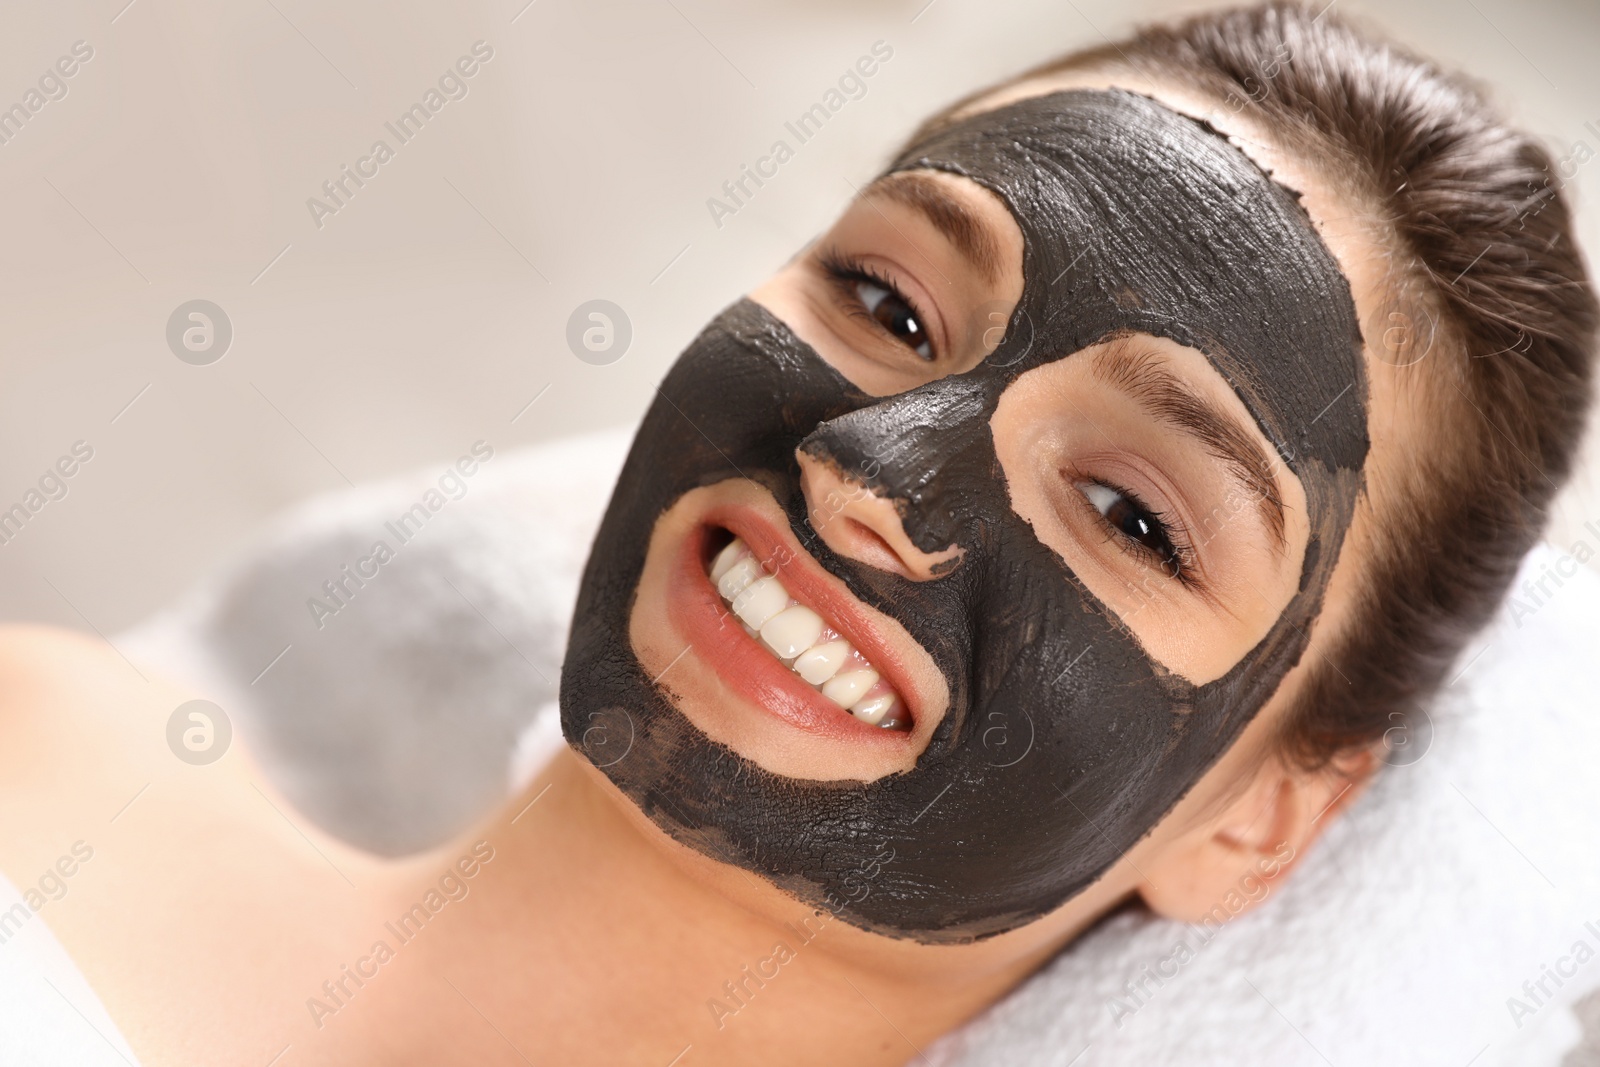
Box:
[822,669,879,709]
[760,605,825,660]
[717,556,761,600]
[710,540,748,583]
[732,576,789,629]
[708,536,907,730]
[793,640,850,685]
[848,691,898,726]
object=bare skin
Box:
[0,69,1401,1066]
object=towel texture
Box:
[119,427,1600,1066]
[0,872,143,1065]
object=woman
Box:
[1,3,1593,1063]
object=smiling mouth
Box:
[708,533,909,731]
[638,483,941,775]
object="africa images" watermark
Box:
[706,41,894,230]
[0,40,94,148]
[704,841,895,1030]
[0,840,95,947]
[307,441,494,630]
[1106,841,1296,1029]
[306,41,495,230]
[1505,519,1600,629]
[0,439,94,548]
[304,840,496,1029]
[1505,916,1600,1030]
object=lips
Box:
[664,501,925,742]
[709,536,908,729]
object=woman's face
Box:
[561,86,1370,943]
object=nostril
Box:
[796,446,962,581]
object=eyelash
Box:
[1072,474,1200,587]
[817,248,936,362]
[815,251,1198,588]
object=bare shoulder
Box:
[0,623,132,731]
[0,621,109,680]
[0,624,188,842]
[0,625,400,1064]
[0,623,159,742]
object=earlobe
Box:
[1137,752,1371,924]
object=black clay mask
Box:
[561,89,1367,942]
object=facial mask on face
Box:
[562,89,1368,942]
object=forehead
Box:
[944,67,1414,526]
[953,68,1392,343]
[887,86,1370,486]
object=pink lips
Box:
[664,504,923,746]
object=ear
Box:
[1136,750,1372,924]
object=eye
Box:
[854,279,933,360]
[1076,480,1190,580]
[819,251,935,362]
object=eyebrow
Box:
[862,171,1003,283]
[1091,341,1288,550]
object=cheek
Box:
[989,353,1309,685]
[566,298,1335,940]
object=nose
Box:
[796,372,992,567]
[797,449,963,581]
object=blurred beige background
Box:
[2,0,1597,634]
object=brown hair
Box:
[909,2,1598,769]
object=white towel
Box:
[924,539,1600,1067]
[0,872,142,1065]
[119,426,1600,1065]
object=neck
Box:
[375,745,1037,1067]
